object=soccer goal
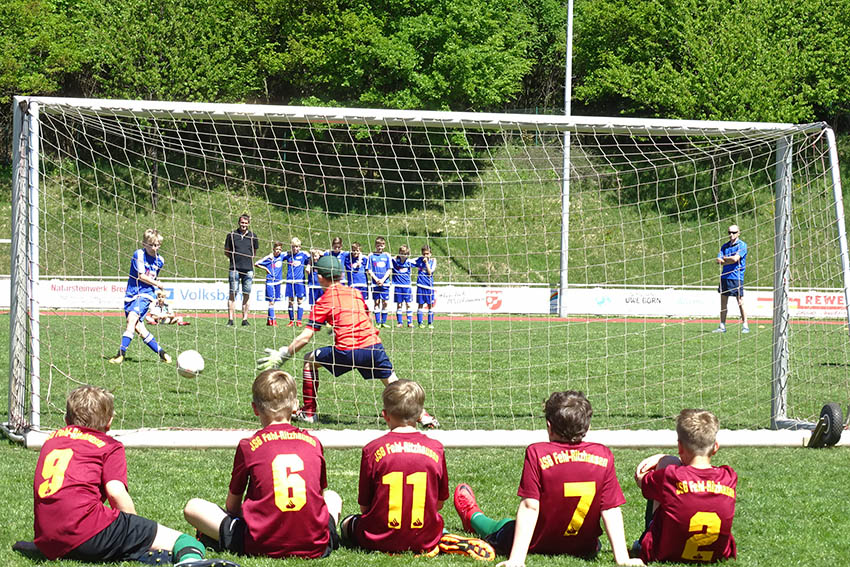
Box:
[6,97,850,448]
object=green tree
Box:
[572,0,850,124]
[259,0,534,110]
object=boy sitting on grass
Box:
[634,409,737,563]
[453,390,642,566]
[183,369,341,559]
[33,386,236,567]
[340,379,494,560]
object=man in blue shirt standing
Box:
[714,225,749,334]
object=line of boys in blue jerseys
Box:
[256,237,439,329]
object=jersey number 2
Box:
[37,448,74,498]
[382,471,427,529]
[682,511,721,561]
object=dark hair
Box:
[545,390,592,443]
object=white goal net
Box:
[7,97,850,445]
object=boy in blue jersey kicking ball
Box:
[391,245,414,327]
[255,241,285,326]
[283,237,310,327]
[415,245,437,329]
[109,229,172,364]
[367,237,392,327]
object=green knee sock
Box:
[470,512,512,537]
[173,533,205,564]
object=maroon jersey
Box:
[229,423,330,558]
[640,464,737,563]
[355,431,449,553]
[517,440,626,557]
[33,426,127,560]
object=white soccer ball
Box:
[177,350,205,378]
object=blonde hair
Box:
[676,409,719,456]
[310,248,323,260]
[143,228,163,246]
[291,237,302,247]
[65,386,114,431]
[382,380,425,424]
[253,370,297,420]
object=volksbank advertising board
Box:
[1,279,847,319]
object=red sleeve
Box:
[228,441,250,496]
[641,467,668,503]
[517,446,541,500]
[599,453,626,511]
[101,444,128,488]
[357,445,373,508]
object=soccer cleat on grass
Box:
[712,327,726,333]
[226,319,234,326]
[241,319,250,326]
[287,321,295,327]
[428,324,434,329]
[419,323,426,329]
[159,351,172,364]
[293,409,318,424]
[438,533,495,561]
[108,351,125,364]
[454,483,483,534]
[419,410,440,429]
[175,559,241,567]
[296,321,303,327]
[742,326,750,334]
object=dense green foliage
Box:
[3,0,850,126]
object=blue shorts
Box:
[229,270,253,295]
[312,343,394,380]
[309,286,324,305]
[265,283,281,302]
[394,287,412,304]
[719,279,744,297]
[371,286,389,301]
[124,296,153,318]
[417,287,435,305]
[285,282,306,299]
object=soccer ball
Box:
[177,350,205,378]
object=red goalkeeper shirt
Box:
[33,426,127,560]
[308,282,380,350]
[640,464,737,563]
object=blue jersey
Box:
[345,253,369,287]
[719,240,747,280]
[415,257,436,289]
[367,252,391,285]
[306,256,321,287]
[283,251,310,283]
[124,248,164,302]
[392,257,413,287]
[256,253,284,284]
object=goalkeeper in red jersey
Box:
[634,409,737,563]
[257,254,439,428]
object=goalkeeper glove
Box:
[256,346,291,371]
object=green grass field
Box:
[1,441,848,566]
[7,310,849,432]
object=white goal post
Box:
[6,96,850,448]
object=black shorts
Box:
[213,513,339,558]
[66,512,157,562]
[339,514,360,548]
[719,279,744,297]
[483,520,516,556]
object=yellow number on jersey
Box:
[272,454,307,512]
[382,471,428,529]
[562,481,597,536]
[681,511,721,561]
[37,448,74,498]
